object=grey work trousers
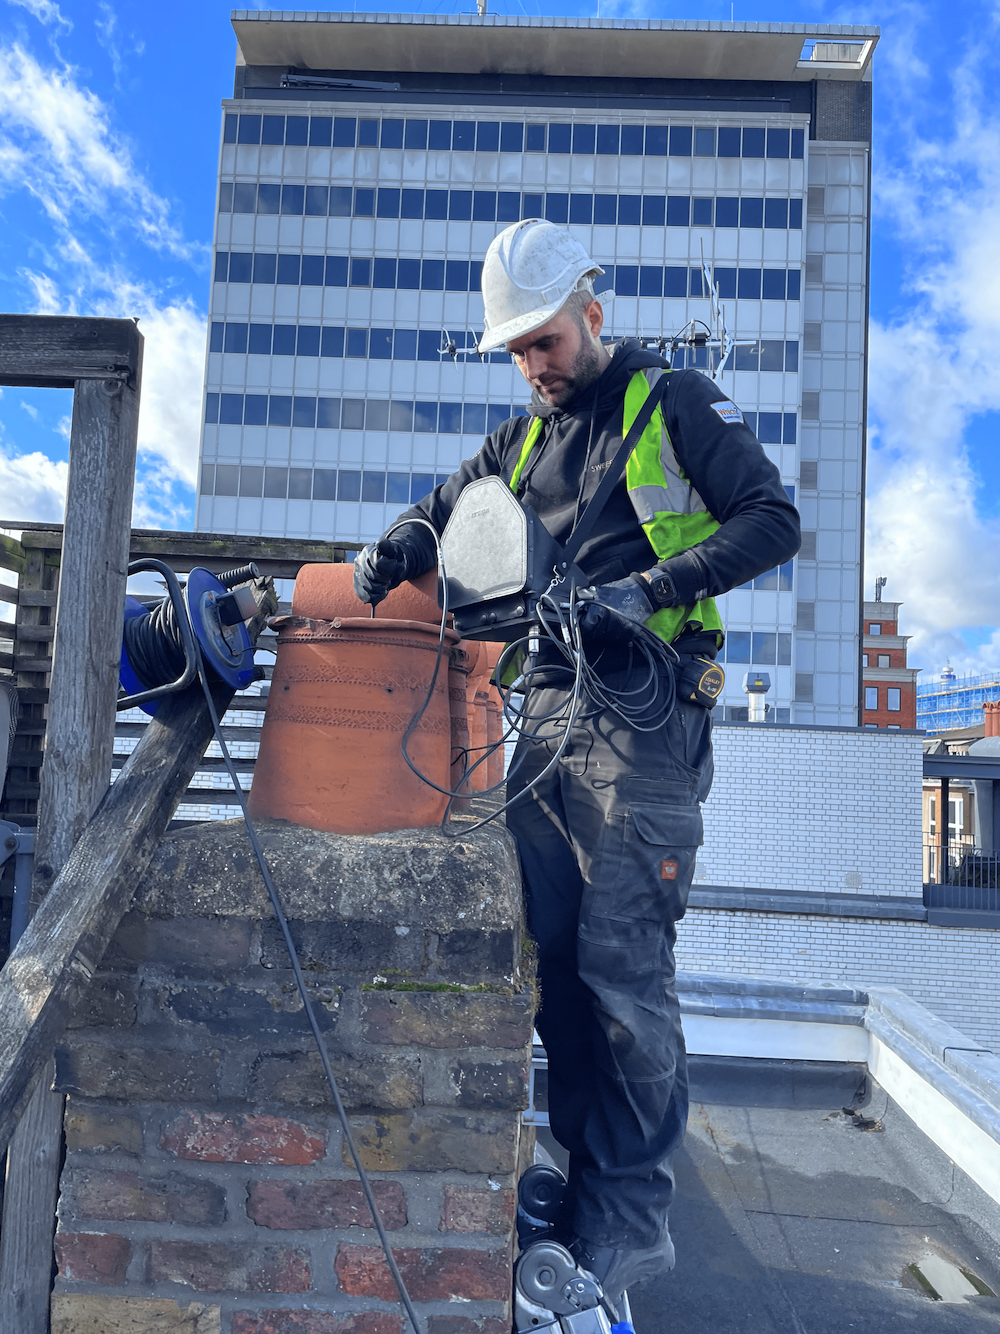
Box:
[507,672,713,1250]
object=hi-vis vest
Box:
[509,368,724,645]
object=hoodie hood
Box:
[526,338,669,420]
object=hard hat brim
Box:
[477,301,568,354]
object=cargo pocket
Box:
[589,801,703,925]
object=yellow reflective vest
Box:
[509,369,724,645]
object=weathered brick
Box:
[64,1104,142,1155]
[51,1294,220,1333]
[452,1059,529,1111]
[161,1111,325,1166]
[261,919,424,976]
[346,1111,519,1173]
[149,1242,310,1293]
[55,1231,130,1284]
[66,975,138,1030]
[232,1314,401,1334]
[160,982,336,1038]
[440,1186,516,1236]
[334,1245,507,1302]
[54,1043,218,1102]
[146,916,252,974]
[360,991,532,1049]
[435,929,517,980]
[66,1168,225,1225]
[426,1321,509,1334]
[248,1178,406,1231]
[252,1050,420,1112]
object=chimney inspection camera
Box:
[354,217,802,1330]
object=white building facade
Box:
[197,13,876,725]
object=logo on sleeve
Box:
[710,401,744,425]
[661,860,678,881]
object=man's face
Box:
[507,299,609,408]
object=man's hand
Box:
[353,538,410,608]
[576,575,655,645]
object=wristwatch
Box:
[640,567,679,608]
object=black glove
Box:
[576,575,655,645]
[353,538,410,607]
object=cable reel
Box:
[118,560,260,714]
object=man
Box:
[354,220,800,1307]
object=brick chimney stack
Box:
[984,701,1000,737]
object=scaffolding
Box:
[917,671,1000,734]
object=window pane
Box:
[715,197,739,228]
[572,124,596,154]
[789,198,803,229]
[439,403,462,434]
[373,258,397,289]
[268,395,291,426]
[618,195,641,226]
[766,127,790,159]
[734,343,759,371]
[644,125,667,156]
[321,327,345,357]
[272,325,295,356]
[222,322,246,354]
[397,258,420,289]
[452,121,475,150]
[497,191,520,222]
[263,466,288,499]
[620,124,644,155]
[404,118,428,149]
[594,195,617,225]
[220,393,244,425]
[350,258,371,287]
[754,567,778,590]
[764,198,788,229]
[317,398,340,428]
[544,194,568,224]
[752,632,776,664]
[413,402,438,432]
[297,326,320,357]
[218,183,233,213]
[569,194,593,224]
[204,393,220,424]
[276,255,300,285]
[783,412,797,444]
[281,467,308,500]
[500,122,523,152]
[888,688,901,711]
[233,183,256,214]
[759,340,785,372]
[777,560,793,591]
[346,328,368,358]
[223,114,238,144]
[333,116,357,147]
[391,329,416,361]
[473,191,497,221]
[201,463,215,494]
[376,188,400,218]
[330,187,352,217]
[215,464,239,496]
[778,634,791,665]
[277,115,304,145]
[384,473,409,504]
[425,189,448,219]
[411,473,435,502]
[449,191,472,221]
[638,266,662,297]
[257,183,280,215]
[477,121,500,151]
[354,188,374,216]
[643,196,666,226]
[390,401,414,431]
[694,127,715,156]
[370,329,393,360]
[428,120,451,149]
[243,394,268,426]
[210,321,225,353]
[865,687,878,710]
[301,255,324,287]
[239,465,263,497]
[548,124,571,153]
[616,265,638,296]
[740,197,764,228]
[691,197,712,226]
[339,399,363,430]
[742,127,765,158]
[400,188,424,219]
[309,117,332,146]
[757,411,782,443]
[525,124,546,152]
[417,331,440,360]
[522,192,543,218]
[421,259,444,290]
[737,269,761,300]
[664,196,688,227]
[726,631,750,662]
[786,270,801,301]
[291,397,315,429]
[280,185,304,216]
[714,268,736,299]
[761,269,785,300]
[669,125,692,156]
[359,471,385,503]
[784,341,799,372]
[446,261,470,291]
[718,127,741,157]
[487,404,511,432]
[597,124,620,155]
[312,469,337,501]
[463,402,487,435]
[237,114,261,144]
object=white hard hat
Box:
[477,219,604,353]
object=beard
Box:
[534,334,607,407]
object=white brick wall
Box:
[699,724,923,896]
[676,908,1000,1053]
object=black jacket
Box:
[393,339,800,636]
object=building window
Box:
[865,686,878,710]
[862,654,868,667]
[887,724,901,729]
[868,623,881,634]
[887,688,901,712]
[878,654,890,668]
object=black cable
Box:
[126,592,426,1334]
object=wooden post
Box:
[0,326,142,1334]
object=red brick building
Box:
[861,596,920,728]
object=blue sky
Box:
[0,0,998,675]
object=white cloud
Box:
[6,0,71,33]
[19,401,38,420]
[864,27,1000,671]
[0,444,67,522]
[0,42,194,258]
